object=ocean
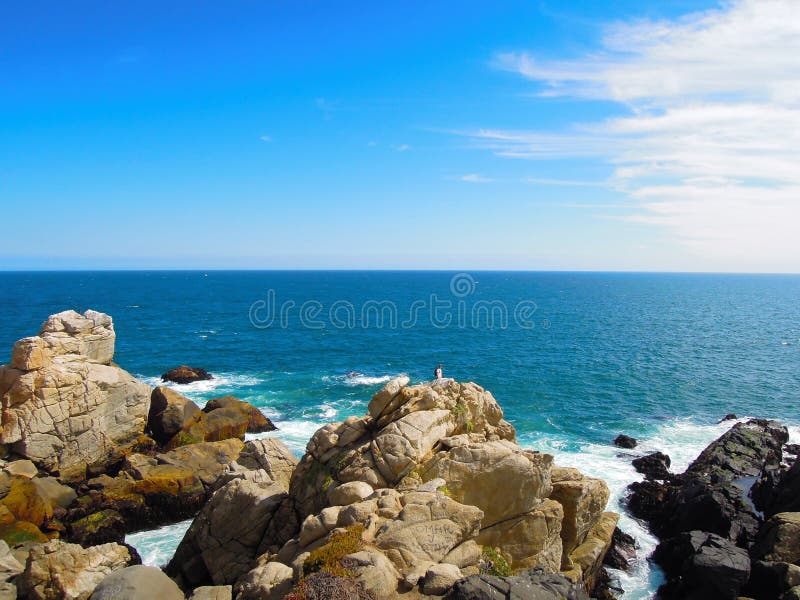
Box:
[2,270,799,598]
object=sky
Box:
[1,0,798,272]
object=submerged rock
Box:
[632,451,671,480]
[613,435,637,449]
[161,366,213,384]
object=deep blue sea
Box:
[2,271,799,598]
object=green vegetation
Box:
[437,485,451,497]
[451,402,467,418]
[481,546,513,577]
[303,524,366,578]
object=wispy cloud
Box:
[523,177,608,187]
[393,144,411,152]
[477,0,800,268]
[459,173,494,183]
[260,135,272,143]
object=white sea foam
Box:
[323,373,406,387]
[136,373,264,405]
[247,419,325,456]
[125,519,192,568]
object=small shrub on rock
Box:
[481,546,512,577]
[303,524,365,578]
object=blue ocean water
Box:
[2,271,799,597]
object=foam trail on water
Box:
[136,373,264,405]
[247,419,325,456]
[126,519,192,568]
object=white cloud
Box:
[394,144,411,152]
[480,0,800,270]
[459,173,494,183]
[260,135,272,142]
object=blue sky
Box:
[2,1,797,271]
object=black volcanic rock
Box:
[685,419,787,483]
[719,413,738,423]
[446,568,589,600]
[161,365,213,384]
[603,527,637,571]
[632,451,671,480]
[613,434,637,449]
[654,530,750,600]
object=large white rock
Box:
[15,539,132,600]
[0,310,151,481]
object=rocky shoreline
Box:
[0,309,796,600]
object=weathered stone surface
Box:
[476,499,563,572]
[375,490,483,579]
[4,460,38,479]
[89,565,183,600]
[156,438,244,487]
[163,396,273,449]
[420,439,552,527]
[10,337,50,371]
[446,567,590,600]
[1,475,75,529]
[328,481,373,506]
[166,479,287,587]
[203,396,274,434]
[0,540,24,581]
[751,512,800,564]
[68,509,127,547]
[291,380,516,521]
[233,561,293,600]
[344,549,401,599]
[217,438,297,492]
[188,586,233,600]
[565,512,618,590]
[367,375,410,420]
[147,386,201,446]
[39,310,115,365]
[420,562,462,595]
[0,310,151,481]
[16,539,132,600]
[161,366,212,384]
[549,467,609,560]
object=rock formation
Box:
[0,310,152,481]
[161,366,213,384]
[168,377,617,599]
[626,418,799,599]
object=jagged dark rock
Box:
[632,452,671,480]
[719,413,738,423]
[161,365,213,384]
[753,461,800,518]
[653,530,750,600]
[603,527,636,571]
[613,435,637,449]
[445,568,590,600]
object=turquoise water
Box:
[2,271,799,597]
